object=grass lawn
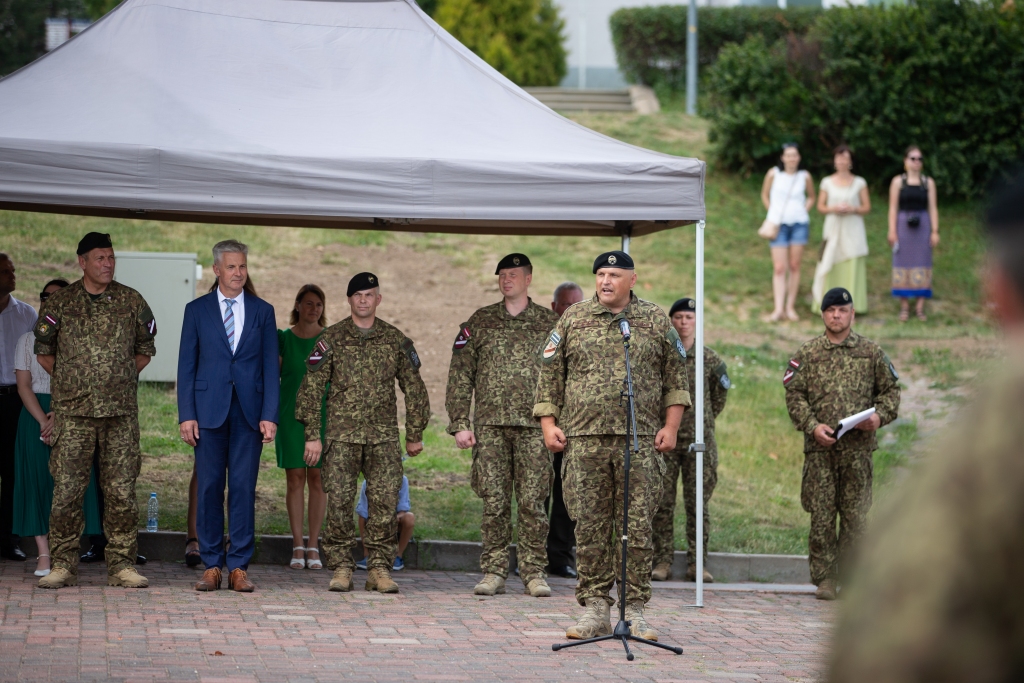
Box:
[2,101,991,555]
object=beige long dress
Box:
[812,175,869,312]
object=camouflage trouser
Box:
[321,441,402,572]
[472,425,552,582]
[652,437,718,568]
[49,413,141,574]
[801,448,873,585]
[563,434,663,607]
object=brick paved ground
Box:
[0,560,834,682]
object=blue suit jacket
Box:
[177,290,280,430]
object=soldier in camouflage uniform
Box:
[785,287,900,601]
[296,272,429,595]
[652,298,729,583]
[446,253,558,598]
[827,171,1024,683]
[535,251,690,642]
[33,232,156,589]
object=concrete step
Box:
[524,85,660,114]
[26,532,809,585]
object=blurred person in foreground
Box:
[829,172,1024,683]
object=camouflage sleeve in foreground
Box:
[784,346,816,435]
[532,315,569,421]
[872,347,900,427]
[296,334,332,441]
[397,336,430,443]
[659,320,691,410]
[33,297,60,356]
[444,320,476,434]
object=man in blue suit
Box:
[177,239,279,593]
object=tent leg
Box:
[695,219,705,608]
[621,234,630,254]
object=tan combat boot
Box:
[365,567,400,594]
[329,567,354,592]
[651,562,672,581]
[685,565,714,583]
[565,598,612,639]
[815,578,837,601]
[473,573,506,596]
[524,577,551,597]
[108,566,149,588]
[38,567,77,589]
[625,601,658,641]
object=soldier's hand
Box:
[855,413,882,431]
[304,440,322,466]
[260,420,277,444]
[180,420,200,447]
[655,426,677,453]
[541,418,567,452]
[407,441,424,457]
[813,423,837,447]
[454,430,476,450]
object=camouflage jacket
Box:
[295,317,430,445]
[33,279,156,418]
[445,299,558,433]
[784,331,900,453]
[676,345,729,442]
[533,293,691,437]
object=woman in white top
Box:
[813,145,871,312]
[761,143,816,321]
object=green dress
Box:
[276,328,327,469]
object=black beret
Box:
[347,272,379,297]
[495,253,531,274]
[592,250,634,273]
[820,287,853,311]
[77,232,112,256]
[669,298,696,316]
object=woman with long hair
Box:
[813,145,871,311]
[276,284,328,570]
[761,143,816,321]
[888,146,939,321]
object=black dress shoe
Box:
[135,555,147,565]
[547,564,577,579]
[80,545,104,563]
[1,545,27,561]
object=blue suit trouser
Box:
[195,390,262,572]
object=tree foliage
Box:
[0,0,85,76]
[704,0,1024,198]
[435,0,566,86]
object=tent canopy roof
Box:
[0,0,705,237]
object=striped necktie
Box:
[223,298,236,352]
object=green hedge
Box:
[705,0,1024,198]
[610,5,823,93]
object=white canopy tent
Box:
[0,0,711,603]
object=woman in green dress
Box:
[277,284,328,570]
[12,279,103,576]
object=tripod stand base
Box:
[552,620,683,660]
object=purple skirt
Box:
[892,210,932,298]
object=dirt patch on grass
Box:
[407,471,470,491]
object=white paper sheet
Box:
[835,407,876,440]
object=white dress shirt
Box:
[0,296,38,385]
[218,287,245,354]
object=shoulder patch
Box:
[884,354,899,380]
[452,326,471,352]
[541,330,561,362]
[307,337,330,370]
[666,327,686,360]
[401,338,422,369]
[140,304,157,337]
[783,358,801,386]
[714,361,731,390]
[35,314,59,342]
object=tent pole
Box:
[694,219,705,607]
[621,234,630,254]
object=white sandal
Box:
[290,546,306,569]
[34,554,51,577]
[305,547,323,570]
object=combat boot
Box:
[625,601,658,641]
[329,567,353,592]
[685,565,714,583]
[473,573,506,596]
[365,567,400,594]
[565,598,612,639]
[815,578,837,601]
[38,567,77,589]
[651,562,672,581]
[524,577,551,597]
[108,566,149,588]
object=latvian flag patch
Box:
[453,327,471,351]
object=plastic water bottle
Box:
[147,493,158,532]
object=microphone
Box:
[619,319,631,341]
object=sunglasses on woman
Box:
[908,155,923,161]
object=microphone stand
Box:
[552,324,683,660]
